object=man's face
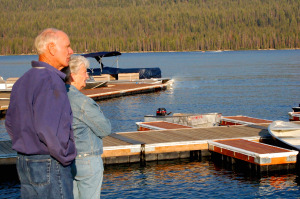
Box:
[54,32,74,70]
[72,65,89,90]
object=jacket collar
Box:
[31,61,66,80]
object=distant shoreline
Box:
[0,48,299,56]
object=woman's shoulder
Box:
[66,85,88,102]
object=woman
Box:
[63,55,111,199]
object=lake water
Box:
[0,50,300,198]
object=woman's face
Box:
[72,64,89,90]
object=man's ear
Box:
[48,42,56,56]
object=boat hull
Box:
[144,113,222,128]
[268,120,300,151]
[288,112,300,121]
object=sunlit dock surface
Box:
[1,116,300,172]
[209,139,298,172]
[136,121,192,131]
[0,80,171,115]
[81,82,170,100]
[221,115,273,126]
[0,123,271,165]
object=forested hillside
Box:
[0,0,299,54]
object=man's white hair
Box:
[34,28,61,55]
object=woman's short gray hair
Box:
[62,55,89,82]
[69,55,90,73]
[34,28,61,55]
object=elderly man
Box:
[5,28,77,199]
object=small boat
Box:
[82,51,162,81]
[268,120,300,151]
[288,104,300,121]
[84,80,108,90]
[144,108,222,128]
[0,77,18,92]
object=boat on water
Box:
[0,77,18,92]
[288,104,300,121]
[268,120,300,151]
[143,108,222,128]
[0,75,107,91]
[84,79,108,89]
[82,51,166,83]
[1,51,169,91]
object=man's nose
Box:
[69,47,74,55]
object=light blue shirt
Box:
[66,84,111,157]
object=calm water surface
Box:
[0,50,300,198]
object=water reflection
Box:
[2,159,300,198]
[1,50,300,198]
[99,90,173,133]
[101,159,300,198]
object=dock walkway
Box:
[221,115,273,126]
[136,121,192,131]
[209,138,298,172]
[0,81,170,114]
[0,124,271,165]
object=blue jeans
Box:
[72,155,104,199]
[16,154,74,199]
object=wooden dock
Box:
[82,82,170,100]
[0,123,271,165]
[0,81,171,114]
[1,113,299,173]
[0,132,16,165]
[208,139,298,172]
[221,115,273,126]
[136,121,192,131]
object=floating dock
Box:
[1,122,271,165]
[81,81,170,100]
[0,80,171,115]
[221,115,272,126]
[136,121,192,131]
[208,138,298,172]
[1,116,299,172]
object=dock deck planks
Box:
[0,82,169,113]
[208,139,298,168]
[0,124,270,165]
[81,83,168,100]
[136,121,192,131]
[221,115,272,126]
[103,124,270,146]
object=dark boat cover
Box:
[83,51,161,79]
[87,67,161,79]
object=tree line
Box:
[0,0,299,55]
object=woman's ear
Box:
[69,73,75,82]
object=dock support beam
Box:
[140,144,146,166]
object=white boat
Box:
[268,120,300,151]
[288,111,300,121]
[144,108,222,128]
[84,81,107,90]
[0,77,18,92]
[288,104,300,121]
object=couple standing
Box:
[5,28,111,199]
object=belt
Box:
[76,150,102,158]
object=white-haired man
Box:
[5,28,77,199]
